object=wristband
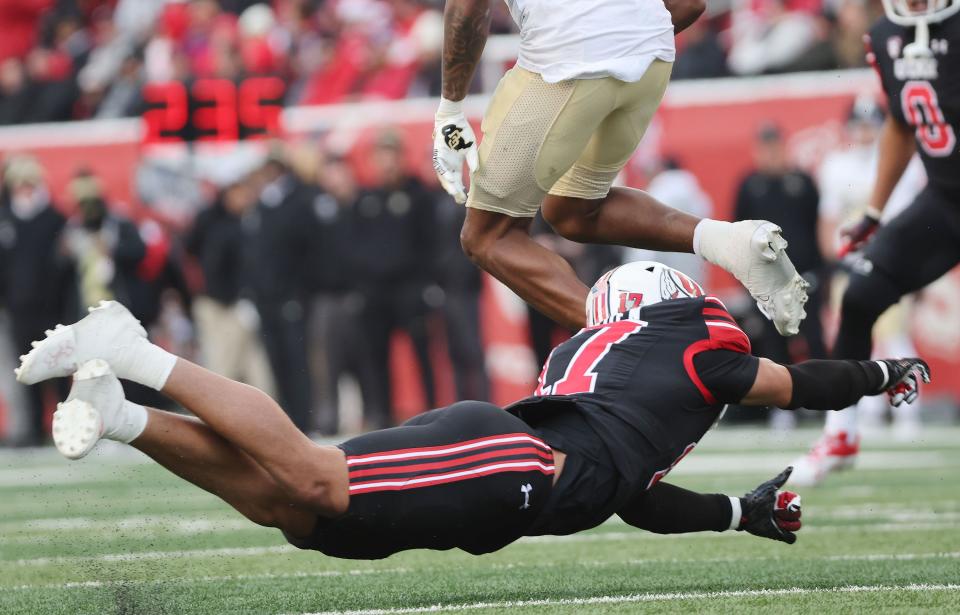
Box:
[786,359,885,410]
[874,360,890,388]
[864,206,883,221]
[436,97,464,117]
[728,496,742,530]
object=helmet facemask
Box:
[881,0,960,57]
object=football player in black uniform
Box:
[791,0,958,486]
[18,263,927,558]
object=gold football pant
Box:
[467,60,673,217]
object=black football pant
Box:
[284,401,554,559]
[835,186,960,361]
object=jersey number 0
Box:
[901,81,957,157]
[535,320,647,396]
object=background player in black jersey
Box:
[791,0,959,486]
[16,263,927,559]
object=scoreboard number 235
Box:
[142,77,285,144]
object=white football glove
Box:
[433,98,478,204]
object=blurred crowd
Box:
[0,0,886,125]
[0,132,494,444]
[1,92,930,445]
[674,0,882,80]
[0,0,450,125]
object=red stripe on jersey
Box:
[347,445,553,480]
[346,433,551,465]
[705,321,751,354]
[682,318,753,405]
[703,307,736,322]
[683,339,719,405]
[348,460,555,494]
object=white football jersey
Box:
[504,0,675,83]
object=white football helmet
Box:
[585,261,705,327]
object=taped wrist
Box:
[786,359,885,410]
[436,97,463,118]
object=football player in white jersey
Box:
[432,0,809,336]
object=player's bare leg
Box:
[134,408,319,536]
[542,189,808,337]
[18,301,349,516]
[159,359,349,515]
[461,208,592,330]
[50,360,320,535]
[542,188,699,252]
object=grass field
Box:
[3,426,959,615]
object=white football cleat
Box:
[14,300,171,388]
[697,220,809,336]
[52,360,127,460]
[787,431,860,487]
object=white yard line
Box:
[6,552,960,589]
[298,584,960,615]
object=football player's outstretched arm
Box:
[663,0,706,34]
[740,357,931,410]
[619,470,802,544]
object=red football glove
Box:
[837,209,881,258]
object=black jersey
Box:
[508,296,759,494]
[867,16,960,197]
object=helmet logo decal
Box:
[661,269,704,301]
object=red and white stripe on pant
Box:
[346,434,555,494]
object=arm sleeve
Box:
[692,349,760,404]
[786,359,886,410]
[618,482,735,534]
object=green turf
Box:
[2,427,959,615]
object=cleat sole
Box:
[52,399,102,460]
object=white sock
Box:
[121,338,178,391]
[692,218,717,258]
[692,218,734,269]
[104,401,148,444]
[824,406,859,439]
